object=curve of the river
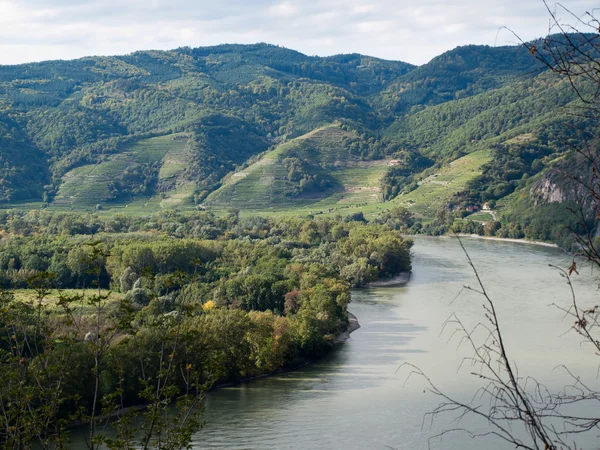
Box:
[191,237,600,450]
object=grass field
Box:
[0,201,45,211]
[465,211,494,222]
[50,134,196,214]
[13,289,124,312]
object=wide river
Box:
[190,237,600,449]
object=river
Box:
[190,237,600,449]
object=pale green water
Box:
[190,237,600,449]
[67,237,600,449]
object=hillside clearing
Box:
[50,134,195,214]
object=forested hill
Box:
[0,42,532,203]
[0,39,596,246]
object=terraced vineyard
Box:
[205,125,391,214]
[47,125,491,220]
[300,150,491,220]
[51,134,194,213]
[393,149,491,217]
[203,125,492,219]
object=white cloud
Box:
[268,2,298,18]
[357,20,395,33]
[0,0,597,65]
[351,4,380,15]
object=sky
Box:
[0,0,597,66]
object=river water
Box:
[191,237,600,450]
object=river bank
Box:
[69,313,362,428]
[404,234,559,249]
[453,234,559,248]
[334,312,361,343]
[214,312,361,388]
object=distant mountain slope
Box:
[0,39,596,244]
[385,71,581,162]
[206,124,391,211]
[375,44,545,114]
[0,43,417,205]
[0,110,49,202]
[52,134,193,211]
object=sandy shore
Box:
[366,271,411,287]
[452,234,559,248]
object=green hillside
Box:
[0,41,539,207]
[375,44,544,115]
[206,125,391,213]
[384,72,580,162]
[392,150,491,216]
[52,134,195,213]
[205,128,490,219]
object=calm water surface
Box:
[190,237,600,450]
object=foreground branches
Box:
[403,236,600,450]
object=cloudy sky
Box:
[0,0,597,66]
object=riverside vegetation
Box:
[0,210,411,448]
